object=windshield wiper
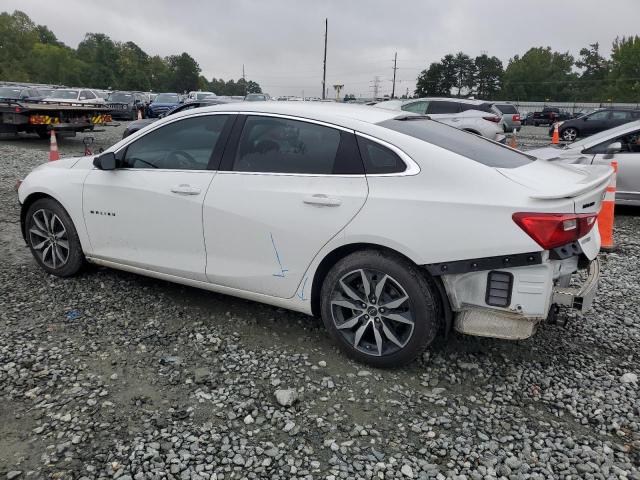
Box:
[394,114,431,121]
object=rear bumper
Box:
[443,255,599,340]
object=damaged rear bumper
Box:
[551,258,600,312]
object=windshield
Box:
[245,94,266,101]
[50,90,79,100]
[107,93,134,102]
[379,117,534,168]
[195,93,214,100]
[37,89,56,97]
[154,94,179,103]
[0,87,22,99]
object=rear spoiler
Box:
[497,163,614,200]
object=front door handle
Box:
[171,184,201,195]
[303,194,342,207]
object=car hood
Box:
[30,156,86,172]
[496,160,613,200]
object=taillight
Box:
[15,106,21,113]
[483,116,500,123]
[512,213,597,250]
[512,114,520,122]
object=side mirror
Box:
[93,152,116,170]
[606,141,622,153]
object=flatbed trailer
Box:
[0,98,113,138]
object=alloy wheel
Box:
[29,208,70,269]
[330,268,415,357]
[562,128,577,141]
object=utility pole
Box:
[322,18,328,100]
[242,64,246,95]
[391,52,397,99]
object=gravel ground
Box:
[1,124,639,479]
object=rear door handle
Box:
[171,184,201,195]
[303,194,342,207]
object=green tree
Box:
[117,41,150,91]
[502,47,577,101]
[452,52,476,96]
[0,10,38,81]
[575,43,610,101]
[167,52,201,92]
[474,54,503,99]
[607,36,640,102]
[76,33,120,88]
[148,55,172,92]
[415,61,451,96]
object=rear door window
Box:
[611,111,632,120]
[232,116,363,175]
[495,104,518,114]
[426,101,461,114]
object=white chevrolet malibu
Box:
[18,103,611,367]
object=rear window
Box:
[378,118,534,169]
[494,104,518,114]
[427,101,460,114]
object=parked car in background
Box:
[244,93,271,101]
[531,107,571,126]
[548,108,640,141]
[187,91,217,101]
[106,91,148,120]
[491,103,521,132]
[18,102,608,367]
[122,97,238,138]
[374,98,506,143]
[146,93,182,118]
[521,111,534,126]
[0,86,46,101]
[43,88,105,104]
[529,120,640,205]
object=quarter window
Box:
[122,115,229,169]
[356,136,406,174]
[232,116,362,174]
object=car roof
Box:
[180,102,402,127]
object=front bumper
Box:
[551,258,599,312]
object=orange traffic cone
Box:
[49,129,60,162]
[137,108,143,120]
[551,123,560,145]
[598,161,618,252]
[509,128,518,149]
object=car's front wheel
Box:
[25,198,84,277]
[320,250,439,368]
[561,127,578,142]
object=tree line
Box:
[0,10,262,95]
[415,38,640,102]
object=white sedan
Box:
[43,88,105,104]
[18,103,611,367]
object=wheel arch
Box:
[20,192,57,242]
[309,242,453,335]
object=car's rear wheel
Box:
[25,198,84,277]
[561,127,578,142]
[320,250,439,368]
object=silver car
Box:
[491,103,522,133]
[527,120,640,205]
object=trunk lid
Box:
[497,160,613,213]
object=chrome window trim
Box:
[355,132,421,177]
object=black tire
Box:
[320,249,440,368]
[36,128,49,139]
[25,197,84,277]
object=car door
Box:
[202,114,368,299]
[83,113,233,280]
[586,126,640,203]
[426,100,462,123]
[581,110,611,135]
[610,110,633,128]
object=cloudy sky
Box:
[4,0,639,97]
